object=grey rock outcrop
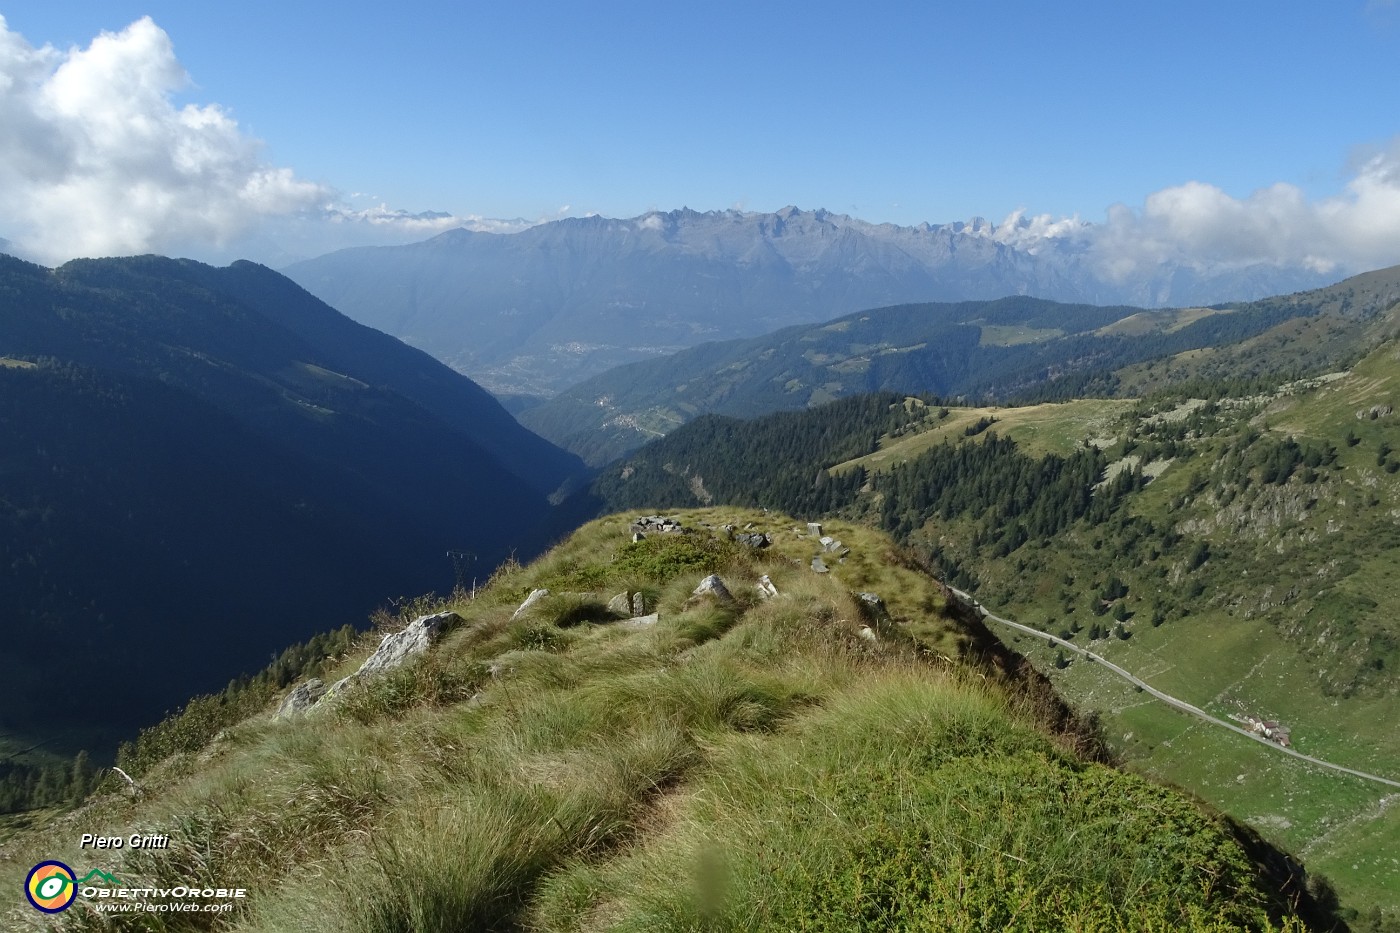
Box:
[511,588,550,619]
[276,678,326,719]
[352,611,463,680]
[735,532,770,549]
[316,610,464,708]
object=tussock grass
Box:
[0,509,1328,932]
[530,672,1309,932]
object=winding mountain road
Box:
[950,588,1400,790]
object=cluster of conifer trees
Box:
[590,393,934,514]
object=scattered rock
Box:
[631,592,648,617]
[511,588,550,620]
[632,532,646,542]
[691,574,734,603]
[607,592,632,615]
[1357,404,1394,420]
[275,678,326,719]
[858,625,878,643]
[755,575,779,599]
[620,612,660,628]
[630,515,687,535]
[811,556,830,573]
[807,522,824,536]
[735,532,770,548]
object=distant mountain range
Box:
[283,206,1333,396]
[519,266,1400,465]
[0,254,584,751]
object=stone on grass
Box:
[858,592,890,624]
[756,574,779,599]
[691,574,734,603]
[511,588,550,619]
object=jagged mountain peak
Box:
[284,206,1337,396]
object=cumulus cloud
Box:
[980,143,1400,282]
[0,15,328,264]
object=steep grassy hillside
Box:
[0,511,1335,931]
[955,349,1400,914]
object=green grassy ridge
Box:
[0,510,1330,931]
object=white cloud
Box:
[985,208,1091,253]
[0,15,327,264]
[965,143,1400,282]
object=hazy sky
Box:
[2,1,1399,269]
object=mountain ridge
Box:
[521,266,1400,465]
[283,206,1334,396]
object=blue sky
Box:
[2,1,1399,268]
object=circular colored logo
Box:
[26,861,77,913]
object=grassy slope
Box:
[833,397,1135,475]
[874,347,1400,912]
[0,510,1322,932]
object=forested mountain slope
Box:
[526,266,1400,466]
[0,254,583,757]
